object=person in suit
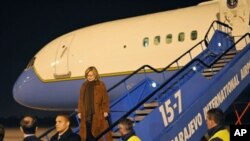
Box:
[118,118,141,141]
[20,115,40,141]
[0,124,4,141]
[50,114,81,141]
[78,66,112,141]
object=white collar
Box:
[24,134,35,138]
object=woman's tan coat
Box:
[78,80,112,141]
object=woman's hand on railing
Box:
[104,112,109,118]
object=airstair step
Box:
[202,50,237,76]
[221,54,235,59]
[202,71,217,75]
[203,67,222,72]
[135,109,153,115]
[217,58,232,63]
[212,51,236,66]
[225,50,237,55]
[202,71,218,77]
[212,62,226,68]
[143,102,159,108]
[134,115,146,122]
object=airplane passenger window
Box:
[154,36,160,45]
[191,30,198,40]
[143,37,149,47]
[227,0,238,8]
[166,34,172,44]
[178,32,185,42]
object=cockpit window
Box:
[26,57,36,69]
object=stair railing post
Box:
[143,66,148,79]
[176,61,180,70]
[189,50,192,60]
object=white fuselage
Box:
[13,0,250,110]
[34,2,219,82]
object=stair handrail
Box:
[95,33,250,140]
[107,20,232,93]
[108,40,204,92]
[204,20,232,46]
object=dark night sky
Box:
[1,0,249,120]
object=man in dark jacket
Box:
[20,115,40,141]
[206,108,229,141]
[50,114,81,141]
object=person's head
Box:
[118,118,134,136]
[55,115,70,134]
[85,66,100,82]
[20,115,38,135]
[206,108,225,129]
[0,124,5,141]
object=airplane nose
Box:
[13,68,44,109]
[13,68,80,110]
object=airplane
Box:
[13,0,250,111]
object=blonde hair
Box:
[85,66,100,81]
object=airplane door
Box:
[54,35,74,79]
[219,0,249,36]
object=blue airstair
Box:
[38,21,250,141]
[95,21,250,141]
